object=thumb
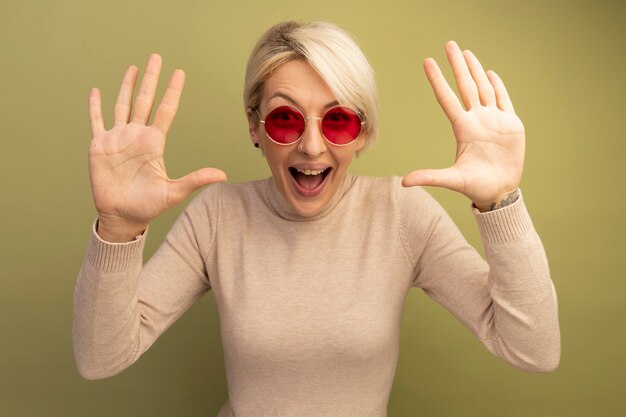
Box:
[167,167,227,207]
[402,167,462,192]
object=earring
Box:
[254,143,259,148]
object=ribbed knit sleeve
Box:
[472,194,560,371]
[84,220,147,272]
[472,191,534,244]
[399,184,560,372]
[72,186,219,380]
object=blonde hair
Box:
[244,21,379,150]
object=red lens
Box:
[264,106,305,144]
[321,107,362,145]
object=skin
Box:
[87,41,524,242]
[402,41,525,211]
[88,54,226,242]
[246,59,366,217]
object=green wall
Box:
[1,0,624,415]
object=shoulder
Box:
[172,179,270,252]
[347,175,451,265]
[183,178,274,226]
[191,178,269,206]
[352,175,450,241]
[349,174,444,217]
[344,175,447,239]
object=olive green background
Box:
[1,0,624,416]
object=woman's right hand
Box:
[88,54,227,242]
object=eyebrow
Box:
[268,92,339,110]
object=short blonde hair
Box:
[244,21,379,150]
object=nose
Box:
[298,116,327,157]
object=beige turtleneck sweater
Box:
[73,175,560,417]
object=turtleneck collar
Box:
[263,173,357,222]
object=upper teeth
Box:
[297,168,325,175]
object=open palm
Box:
[88,54,226,239]
[403,41,524,211]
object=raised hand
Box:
[88,54,227,242]
[402,41,525,211]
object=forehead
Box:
[262,60,336,109]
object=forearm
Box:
[473,195,560,372]
[72,224,148,379]
[73,202,213,379]
[412,190,560,372]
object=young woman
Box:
[74,21,560,417]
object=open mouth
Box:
[288,167,332,194]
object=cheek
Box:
[263,147,289,172]
[334,149,357,169]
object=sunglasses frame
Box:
[254,105,365,147]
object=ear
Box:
[246,108,260,146]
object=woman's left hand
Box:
[402,41,525,211]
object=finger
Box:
[445,41,480,109]
[487,70,515,113]
[88,88,105,136]
[152,69,185,134]
[167,168,228,207]
[132,53,162,124]
[462,49,496,107]
[114,65,139,125]
[423,58,464,123]
[402,167,463,193]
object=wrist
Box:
[473,188,520,212]
[96,217,148,243]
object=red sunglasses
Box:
[256,105,365,146]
